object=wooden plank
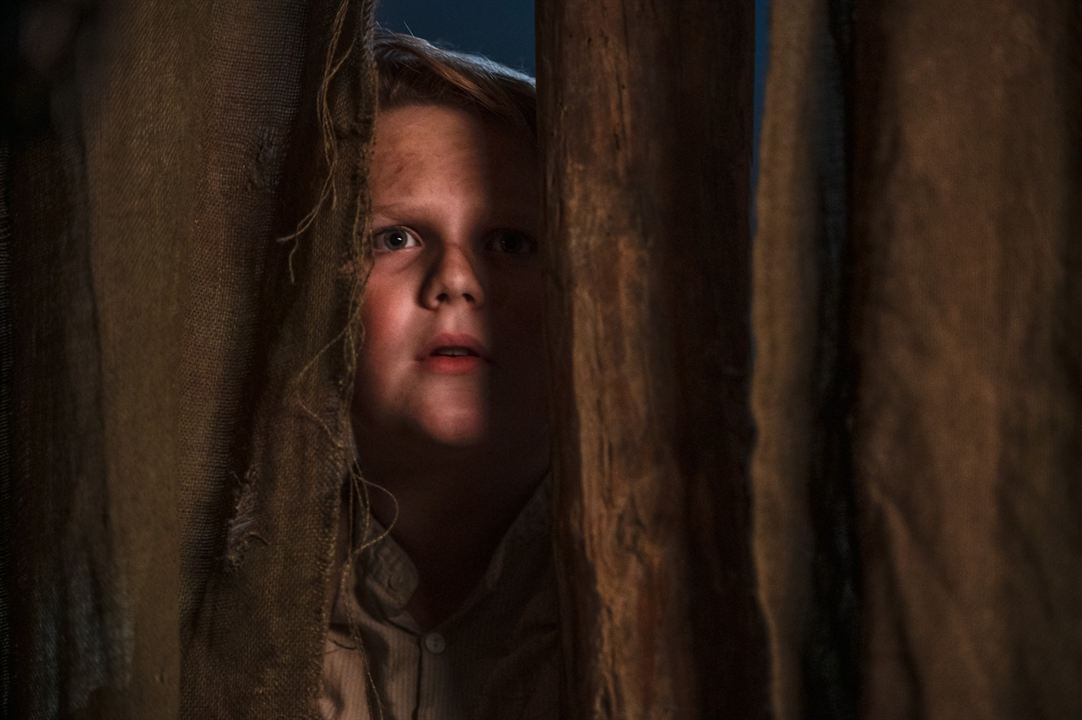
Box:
[537,2,768,717]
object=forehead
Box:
[371,104,537,215]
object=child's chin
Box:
[415,411,490,448]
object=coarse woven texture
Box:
[754,0,1082,718]
[4,1,376,718]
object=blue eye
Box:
[486,230,537,255]
[373,227,421,252]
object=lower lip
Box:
[421,355,487,374]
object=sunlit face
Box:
[353,104,547,469]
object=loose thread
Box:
[340,461,397,720]
[279,0,355,284]
[288,0,377,432]
[284,0,386,714]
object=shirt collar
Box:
[347,474,552,629]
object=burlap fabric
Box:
[754,1,1082,718]
[4,1,376,717]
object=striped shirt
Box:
[319,481,559,719]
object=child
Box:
[320,31,557,719]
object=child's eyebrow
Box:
[370,201,440,222]
[370,201,416,215]
[371,201,537,227]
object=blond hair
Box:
[373,29,536,137]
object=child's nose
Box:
[421,247,486,308]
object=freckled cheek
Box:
[355,284,418,390]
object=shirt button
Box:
[423,632,446,655]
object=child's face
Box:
[354,104,546,460]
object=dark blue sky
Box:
[377,1,769,102]
[377,0,537,75]
[377,0,770,175]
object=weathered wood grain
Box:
[538,3,768,717]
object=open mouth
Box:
[420,333,489,363]
[419,335,489,374]
[430,346,480,358]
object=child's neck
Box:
[362,445,547,630]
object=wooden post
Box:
[538,2,768,717]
